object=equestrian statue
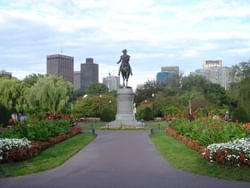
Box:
[117,49,133,87]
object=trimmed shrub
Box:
[232,106,249,123]
[0,104,11,127]
[100,108,115,122]
[143,107,154,121]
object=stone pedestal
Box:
[108,87,143,127]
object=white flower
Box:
[0,138,31,161]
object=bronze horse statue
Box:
[117,49,132,87]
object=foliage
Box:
[0,104,11,126]
[204,137,250,167]
[136,104,153,121]
[232,106,249,123]
[72,95,116,118]
[86,82,109,95]
[22,74,45,87]
[100,108,115,122]
[154,96,181,117]
[238,77,250,115]
[25,75,73,115]
[151,133,250,182]
[162,106,181,116]
[232,60,250,79]
[0,133,95,177]
[0,138,31,161]
[135,80,165,104]
[71,88,85,101]
[170,118,247,146]
[0,119,71,141]
[181,75,229,106]
[0,77,20,111]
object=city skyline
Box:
[1,0,250,89]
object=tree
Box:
[86,83,108,95]
[181,75,209,92]
[0,77,21,111]
[72,95,116,118]
[135,80,165,104]
[25,75,73,115]
[238,77,250,115]
[22,73,45,87]
[232,60,250,80]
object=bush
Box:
[0,104,11,127]
[170,118,247,146]
[100,108,115,122]
[0,119,71,141]
[143,107,154,121]
[232,106,249,123]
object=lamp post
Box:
[109,99,112,110]
[99,94,102,116]
[152,93,155,119]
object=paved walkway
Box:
[1,131,250,188]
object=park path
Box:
[0,131,250,188]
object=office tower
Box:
[103,74,120,91]
[161,66,179,75]
[73,71,81,90]
[47,54,74,83]
[80,58,99,91]
[191,60,232,90]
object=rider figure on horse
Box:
[117,49,133,76]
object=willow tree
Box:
[0,77,21,111]
[239,77,250,115]
[26,75,73,115]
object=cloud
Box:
[1,0,250,88]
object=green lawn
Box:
[150,133,250,182]
[0,133,96,177]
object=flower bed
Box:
[170,118,247,146]
[0,138,31,161]
[165,127,206,154]
[0,125,82,163]
[203,138,250,167]
[166,118,250,167]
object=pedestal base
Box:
[107,87,143,128]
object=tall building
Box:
[80,58,99,91]
[203,60,222,69]
[73,71,81,90]
[103,74,120,91]
[156,66,179,86]
[156,71,177,84]
[0,70,12,78]
[191,60,233,90]
[161,66,179,75]
[47,54,74,83]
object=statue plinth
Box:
[108,87,143,127]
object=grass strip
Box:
[0,133,95,177]
[150,133,250,182]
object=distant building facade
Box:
[203,60,222,69]
[73,71,81,90]
[80,58,99,91]
[161,66,179,75]
[191,60,233,90]
[103,74,120,91]
[156,66,179,86]
[0,70,12,78]
[156,71,177,84]
[47,54,74,83]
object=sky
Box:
[1,0,250,89]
